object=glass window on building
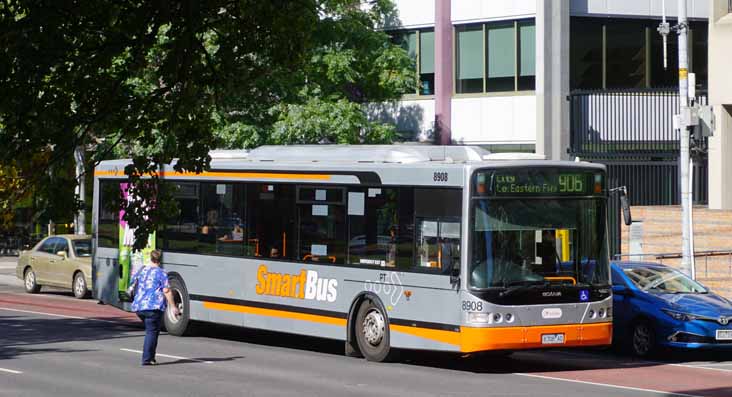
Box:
[606,19,647,89]
[486,22,516,92]
[456,19,535,94]
[518,20,536,91]
[571,17,708,90]
[419,30,435,95]
[456,25,484,93]
[392,29,434,96]
[570,18,603,90]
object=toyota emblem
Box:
[719,316,729,326]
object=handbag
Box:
[123,269,142,302]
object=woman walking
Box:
[129,249,179,366]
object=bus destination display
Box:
[475,169,603,196]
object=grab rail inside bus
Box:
[544,276,577,285]
[302,254,336,263]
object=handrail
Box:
[614,250,732,260]
[544,276,577,286]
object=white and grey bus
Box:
[93,145,612,361]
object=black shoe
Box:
[141,360,157,366]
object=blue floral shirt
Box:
[130,266,170,312]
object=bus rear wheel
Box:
[355,299,394,362]
[164,277,191,336]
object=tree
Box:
[0,0,414,249]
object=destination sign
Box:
[474,169,604,197]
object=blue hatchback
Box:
[611,261,732,356]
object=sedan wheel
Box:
[24,268,41,293]
[73,273,88,299]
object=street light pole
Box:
[677,0,692,277]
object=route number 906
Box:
[433,172,448,182]
[461,301,483,311]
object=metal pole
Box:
[677,0,692,277]
[74,146,86,235]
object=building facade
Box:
[378,0,709,157]
[708,0,732,210]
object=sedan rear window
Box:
[73,240,92,257]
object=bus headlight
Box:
[493,313,503,323]
[505,313,514,323]
[598,308,606,318]
[467,312,491,323]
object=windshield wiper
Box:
[499,280,550,298]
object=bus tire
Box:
[354,299,395,362]
[164,276,192,336]
[24,267,41,294]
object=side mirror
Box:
[620,189,632,226]
[56,251,68,259]
[612,284,633,297]
[450,266,460,285]
[611,186,633,226]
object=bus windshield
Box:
[470,198,609,289]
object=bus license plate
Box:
[716,330,732,341]
[541,333,565,345]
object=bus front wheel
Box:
[164,277,191,336]
[355,299,395,362]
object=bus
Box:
[92,145,612,361]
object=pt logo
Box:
[579,289,590,302]
[364,272,404,307]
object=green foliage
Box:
[0,0,414,249]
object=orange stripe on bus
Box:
[389,324,461,346]
[459,322,612,352]
[202,301,346,327]
[93,170,331,180]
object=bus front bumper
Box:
[460,322,612,352]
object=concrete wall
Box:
[451,95,536,145]
[570,0,708,18]
[620,206,732,298]
[707,0,732,209]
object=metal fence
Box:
[569,88,708,157]
[604,159,708,256]
[614,250,732,281]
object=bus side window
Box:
[246,184,296,260]
[347,188,399,267]
[296,186,346,264]
[414,188,462,272]
[98,181,121,248]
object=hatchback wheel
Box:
[24,268,41,294]
[631,320,656,357]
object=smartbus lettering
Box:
[255,265,337,302]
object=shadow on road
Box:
[189,321,732,376]
[0,314,140,360]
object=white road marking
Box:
[0,307,85,320]
[119,348,213,364]
[0,367,22,375]
[513,373,703,397]
[0,307,134,326]
[668,363,732,372]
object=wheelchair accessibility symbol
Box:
[579,289,589,302]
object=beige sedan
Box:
[16,234,92,299]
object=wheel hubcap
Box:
[633,325,651,354]
[167,288,183,323]
[362,309,385,346]
[75,277,84,295]
[25,272,34,289]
